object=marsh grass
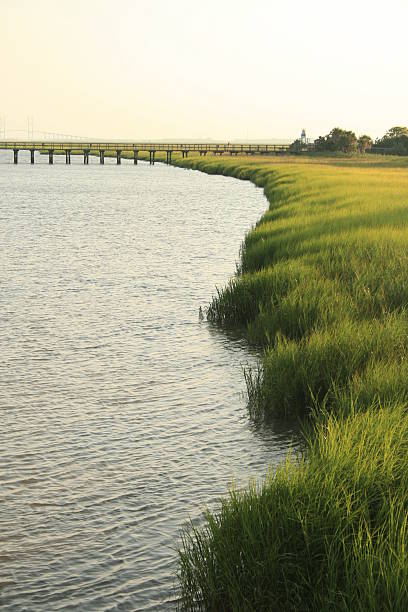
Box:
[179,404,408,611]
[196,158,408,418]
[171,153,408,610]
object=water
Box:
[0,151,298,610]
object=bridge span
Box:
[0,141,306,166]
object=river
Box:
[0,150,298,610]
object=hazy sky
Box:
[3,0,408,141]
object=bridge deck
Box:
[0,141,292,152]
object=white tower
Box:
[301,129,307,145]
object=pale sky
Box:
[2,0,408,141]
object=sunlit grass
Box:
[171,153,408,610]
[186,158,408,418]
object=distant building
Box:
[301,129,307,145]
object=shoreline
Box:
[30,148,408,607]
[163,153,408,609]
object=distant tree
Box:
[314,135,328,151]
[374,126,408,155]
[313,128,357,153]
[327,128,358,153]
[357,135,373,153]
[383,126,408,139]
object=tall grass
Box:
[179,404,408,611]
[197,159,408,418]
[171,153,408,610]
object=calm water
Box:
[0,151,298,610]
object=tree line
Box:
[291,127,408,155]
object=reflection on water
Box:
[0,150,300,610]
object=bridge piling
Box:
[116,150,121,165]
[100,150,105,165]
[13,149,18,164]
[48,150,54,165]
[133,150,138,165]
[30,149,35,164]
[65,150,71,164]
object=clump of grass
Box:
[256,313,408,417]
[179,404,408,611]
[207,261,312,327]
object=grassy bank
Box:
[163,153,408,610]
[180,404,408,610]
[169,154,408,420]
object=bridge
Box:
[0,141,307,166]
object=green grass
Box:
[179,404,408,611]
[169,153,408,610]
[174,156,408,418]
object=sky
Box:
[2,0,408,141]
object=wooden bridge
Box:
[0,141,303,165]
